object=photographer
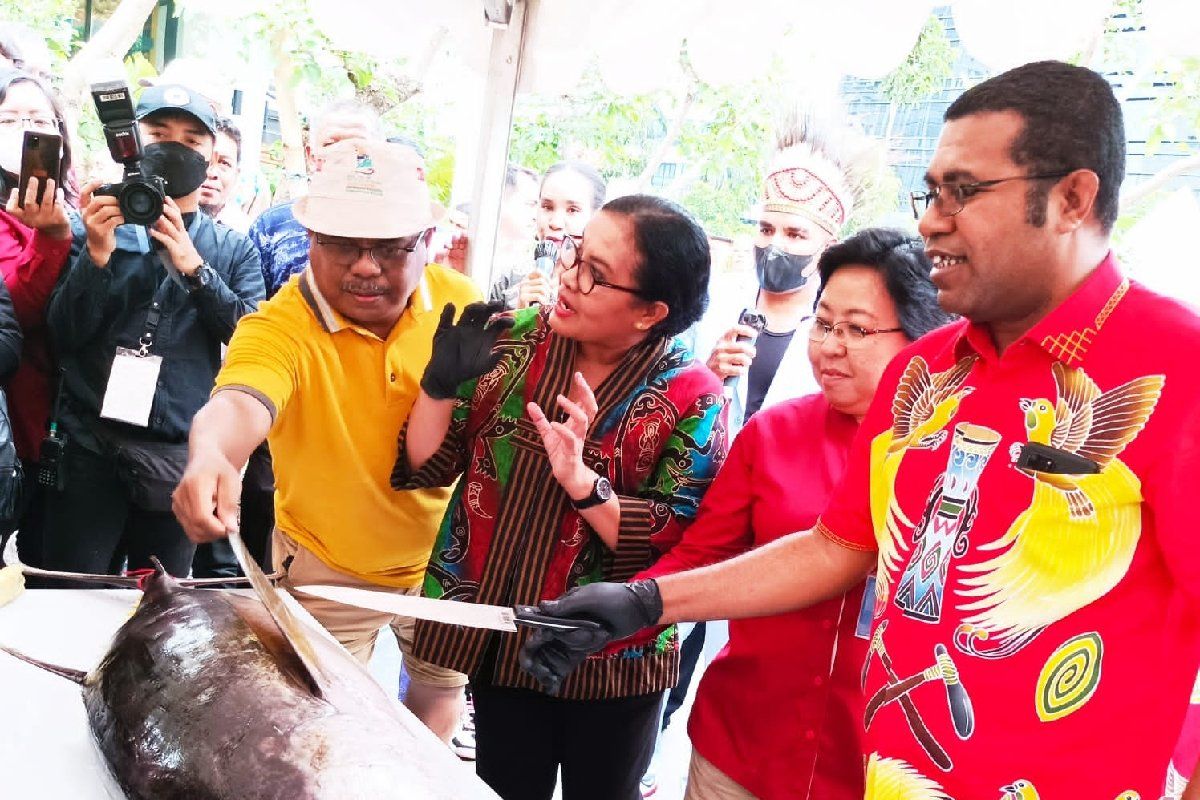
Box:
[43,83,264,578]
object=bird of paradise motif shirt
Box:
[816,253,1200,799]
[392,307,728,700]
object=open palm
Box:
[527,372,599,497]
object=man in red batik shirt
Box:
[522,60,1200,799]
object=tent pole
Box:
[465,0,532,289]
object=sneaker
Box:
[452,687,477,761]
[462,688,476,733]
[639,772,658,798]
[451,727,476,761]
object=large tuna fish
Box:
[0,562,494,800]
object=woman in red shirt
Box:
[642,228,952,799]
[0,69,78,565]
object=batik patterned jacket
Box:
[392,307,728,699]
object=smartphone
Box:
[18,130,62,208]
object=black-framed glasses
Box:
[557,235,644,297]
[315,234,422,269]
[808,319,904,347]
[909,172,1072,219]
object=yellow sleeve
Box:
[213,310,302,420]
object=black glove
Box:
[420,301,514,400]
[518,579,663,695]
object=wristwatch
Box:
[184,262,216,292]
[570,476,613,510]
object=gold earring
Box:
[636,323,647,330]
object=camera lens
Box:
[119,181,163,226]
[127,188,153,216]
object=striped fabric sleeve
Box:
[608,496,656,582]
[390,411,469,490]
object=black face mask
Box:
[141,141,209,199]
[755,245,814,294]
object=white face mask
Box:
[0,128,24,177]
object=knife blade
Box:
[295,584,602,634]
[227,529,329,694]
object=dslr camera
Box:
[90,80,165,226]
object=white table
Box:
[0,589,497,799]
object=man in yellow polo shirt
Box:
[172,140,480,742]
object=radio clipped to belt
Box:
[100,278,172,428]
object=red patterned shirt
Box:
[818,253,1200,798]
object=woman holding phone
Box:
[0,68,78,566]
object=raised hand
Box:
[79,179,124,268]
[6,177,70,240]
[705,323,759,382]
[526,371,598,499]
[148,197,204,276]
[420,301,514,400]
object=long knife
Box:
[227,529,329,695]
[296,585,602,634]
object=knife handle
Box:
[513,606,603,633]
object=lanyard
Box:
[136,276,175,357]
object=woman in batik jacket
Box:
[393,194,727,800]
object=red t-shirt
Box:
[643,393,868,799]
[818,253,1200,797]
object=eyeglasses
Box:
[557,235,644,297]
[909,172,1071,219]
[0,116,58,133]
[315,235,422,269]
[808,319,904,346]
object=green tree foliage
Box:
[879,14,955,106]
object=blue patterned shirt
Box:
[247,201,309,298]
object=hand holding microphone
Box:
[707,309,767,388]
[516,239,559,309]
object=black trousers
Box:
[0,470,43,571]
[191,442,275,578]
[40,444,194,580]
[472,683,663,800]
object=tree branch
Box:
[636,82,698,190]
[1120,151,1200,211]
[62,0,160,118]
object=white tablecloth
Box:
[0,588,496,799]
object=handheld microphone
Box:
[527,239,559,307]
[724,308,767,393]
[533,240,558,278]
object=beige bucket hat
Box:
[294,140,444,239]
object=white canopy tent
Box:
[179,0,1200,286]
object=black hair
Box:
[215,116,242,164]
[505,163,536,193]
[542,161,606,213]
[815,227,953,341]
[0,71,78,207]
[945,60,1124,232]
[604,194,710,339]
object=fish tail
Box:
[0,644,87,684]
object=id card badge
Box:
[100,347,162,427]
